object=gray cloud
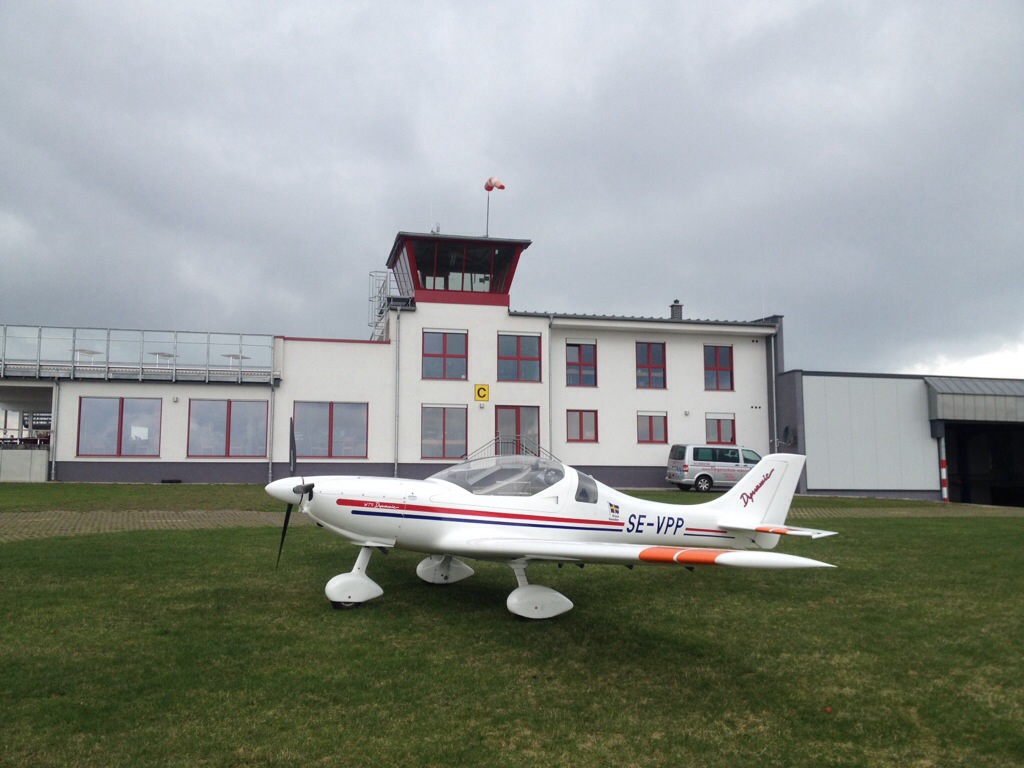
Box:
[2,1,1022,373]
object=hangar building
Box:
[777,371,1024,505]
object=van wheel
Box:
[694,475,713,493]
[675,483,686,491]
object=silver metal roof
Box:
[924,376,1024,397]
[924,376,1024,423]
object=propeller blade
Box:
[276,503,293,569]
[288,417,297,475]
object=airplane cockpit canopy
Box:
[429,455,567,497]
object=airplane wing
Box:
[442,536,834,569]
[716,519,838,539]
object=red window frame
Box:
[704,345,734,391]
[567,410,598,443]
[566,343,597,387]
[293,402,369,459]
[497,334,541,382]
[706,417,736,445]
[422,331,468,380]
[187,399,268,458]
[637,413,667,444]
[76,397,162,457]
[636,342,666,389]
[495,405,541,455]
[421,406,467,459]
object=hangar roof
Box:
[924,376,1024,423]
[924,376,1024,397]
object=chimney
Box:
[670,299,683,320]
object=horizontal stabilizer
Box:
[718,520,838,539]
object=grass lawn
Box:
[1,490,1022,766]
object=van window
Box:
[694,447,714,462]
[669,445,687,461]
[713,448,740,463]
[742,449,761,464]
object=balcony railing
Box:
[0,326,277,384]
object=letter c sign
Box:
[474,384,490,402]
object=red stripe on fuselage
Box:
[335,498,624,528]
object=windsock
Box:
[484,177,505,191]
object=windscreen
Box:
[429,455,565,496]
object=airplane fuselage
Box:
[284,469,753,560]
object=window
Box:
[422,406,467,459]
[567,410,598,442]
[695,446,740,463]
[704,345,733,391]
[77,397,161,457]
[497,334,541,382]
[706,413,736,445]
[496,405,541,455]
[294,402,368,458]
[188,400,268,457]
[422,331,467,380]
[566,343,597,386]
[636,342,666,388]
[637,412,667,443]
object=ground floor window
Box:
[77,397,162,456]
[422,405,467,459]
[637,412,667,443]
[294,402,368,458]
[496,405,541,455]
[567,410,598,442]
[706,412,736,444]
[188,399,268,457]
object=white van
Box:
[666,444,763,492]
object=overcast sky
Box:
[2,1,1022,376]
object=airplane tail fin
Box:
[704,453,836,548]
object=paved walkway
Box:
[0,509,312,543]
[0,502,1019,543]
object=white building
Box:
[0,232,784,486]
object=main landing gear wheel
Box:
[331,601,362,610]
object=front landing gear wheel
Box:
[331,601,362,610]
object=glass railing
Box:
[0,326,276,383]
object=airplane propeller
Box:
[274,418,314,569]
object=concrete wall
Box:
[0,448,49,482]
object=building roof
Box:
[924,376,1024,423]
[510,310,781,329]
[923,376,1024,397]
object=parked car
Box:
[666,444,763,492]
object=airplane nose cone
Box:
[266,477,303,504]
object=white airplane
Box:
[268,447,836,619]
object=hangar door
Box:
[927,377,1024,507]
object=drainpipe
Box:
[393,306,403,477]
[770,332,778,453]
[50,379,59,481]
[267,381,275,483]
[547,314,554,453]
